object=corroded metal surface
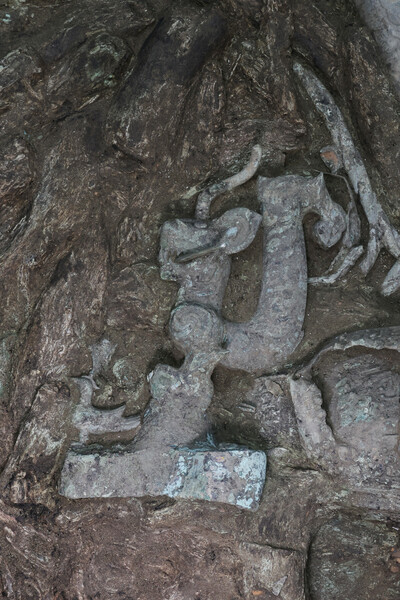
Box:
[60,447,266,510]
[60,148,268,507]
[2,2,400,597]
[295,61,400,295]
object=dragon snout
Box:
[312,205,346,249]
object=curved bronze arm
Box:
[195,145,262,221]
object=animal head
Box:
[160,145,262,282]
[159,207,261,282]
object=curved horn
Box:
[195,145,262,221]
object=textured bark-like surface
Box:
[1,0,400,598]
[355,0,400,94]
[308,516,400,599]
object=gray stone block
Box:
[59,446,266,510]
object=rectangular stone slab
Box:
[59,447,266,510]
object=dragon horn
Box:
[195,145,262,221]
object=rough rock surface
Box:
[60,446,266,510]
[355,0,400,94]
[0,0,400,598]
[309,516,400,599]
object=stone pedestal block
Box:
[59,446,266,510]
